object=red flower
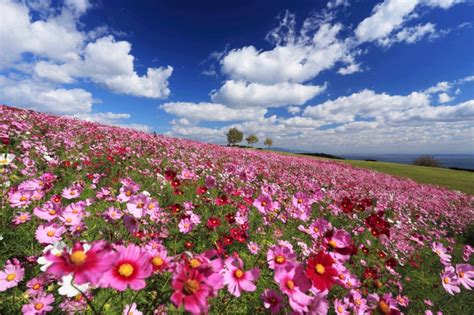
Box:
[305,251,338,291]
[206,217,221,229]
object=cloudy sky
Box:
[1,0,473,154]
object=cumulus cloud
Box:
[160,102,267,122]
[438,92,453,103]
[379,23,436,46]
[210,80,326,108]
[0,76,95,114]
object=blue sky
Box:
[0,0,473,154]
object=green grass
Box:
[250,148,474,195]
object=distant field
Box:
[258,149,474,195]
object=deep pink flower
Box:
[274,263,312,313]
[223,256,260,297]
[46,241,114,285]
[100,244,152,291]
[261,289,283,314]
[267,244,297,270]
[253,194,279,214]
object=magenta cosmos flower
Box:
[253,194,279,214]
[267,244,297,270]
[46,241,114,285]
[171,262,221,314]
[261,289,284,314]
[223,256,260,297]
[21,293,54,315]
[0,260,25,292]
[456,263,474,289]
[101,244,152,291]
[274,263,313,313]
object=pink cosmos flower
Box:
[26,277,45,297]
[35,224,66,244]
[12,212,31,225]
[456,263,474,289]
[334,298,350,315]
[274,263,312,313]
[46,241,114,285]
[171,262,221,314]
[267,244,297,270]
[127,194,148,218]
[9,190,33,208]
[100,244,152,291]
[33,202,61,221]
[463,245,473,262]
[441,266,461,295]
[223,256,260,297]
[148,246,172,274]
[261,289,283,314]
[309,292,330,314]
[61,183,83,199]
[179,218,195,234]
[308,218,331,239]
[431,242,451,265]
[60,212,81,226]
[123,303,143,315]
[0,260,25,292]
[105,207,123,221]
[247,241,261,254]
[21,293,54,315]
[253,194,279,214]
[368,293,400,315]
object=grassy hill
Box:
[256,149,474,195]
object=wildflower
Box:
[100,244,152,291]
[35,224,66,244]
[253,194,279,214]
[58,274,90,297]
[247,241,261,254]
[267,244,297,270]
[223,256,260,297]
[46,241,114,285]
[367,293,400,314]
[123,303,143,315]
[431,242,451,265]
[274,264,312,313]
[9,190,33,208]
[0,260,24,292]
[306,251,338,292]
[206,216,221,229]
[456,264,473,289]
[441,266,461,295]
[179,217,194,234]
[21,293,54,315]
[261,289,283,314]
[0,153,15,166]
[33,202,61,221]
[334,298,350,314]
[12,212,31,225]
[26,277,45,297]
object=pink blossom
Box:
[274,264,312,313]
[9,190,33,208]
[21,293,54,314]
[455,264,473,290]
[100,244,152,291]
[223,256,260,297]
[441,265,461,295]
[123,303,143,315]
[26,277,45,297]
[35,224,65,244]
[0,260,25,292]
[261,289,283,314]
[253,194,279,214]
[33,202,61,221]
[12,212,31,225]
[61,183,83,199]
[126,194,148,218]
[267,244,297,270]
[334,298,350,314]
[431,242,452,265]
[247,241,261,254]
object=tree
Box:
[264,137,273,149]
[245,134,259,147]
[226,128,243,146]
[412,155,441,168]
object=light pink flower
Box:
[223,256,260,297]
[431,242,451,265]
[441,266,461,295]
[35,224,65,244]
[274,264,312,313]
[267,244,297,270]
[21,293,54,314]
[0,260,25,292]
[455,264,473,290]
[12,212,31,225]
[123,303,143,315]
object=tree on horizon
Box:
[226,128,243,146]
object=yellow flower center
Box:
[66,218,72,223]
[137,202,144,209]
[234,269,244,279]
[126,190,132,196]
[184,279,199,294]
[275,255,285,264]
[19,196,27,202]
[152,256,164,267]
[337,306,343,313]
[6,273,16,281]
[70,191,76,196]
[297,198,303,204]
[261,201,267,207]
[0,159,8,165]
[34,303,44,311]
[189,258,201,268]
[355,299,361,306]
[458,271,465,278]
[338,273,345,280]
[315,264,325,274]
[148,203,155,209]
[19,215,27,221]
[70,251,87,265]
[379,300,390,314]
[118,263,134,277]
[313,226,319,232]
[286,280,295,290]
[47,231,55,237]
[328,240,337,248]
[48,210,56,215]
[33,283,41,290]
[443,277,450,284]
[72,209,79,214]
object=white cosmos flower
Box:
[0,154,15,166]
[58,274,90,297]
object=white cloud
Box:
[303,89,430,124]
[0,0,84,68]
[160,102,267,122]
[438,92,453,103]
[337,63,361,75]
[210,80,326,108]
[327,0,350,9]
[425,81,451,93]
[34,61,75,83]
[355,0,464,45]
[0,76,95,114]
[221,21,350,84]
[287,106,301,114]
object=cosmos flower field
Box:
[0,105,473,314]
